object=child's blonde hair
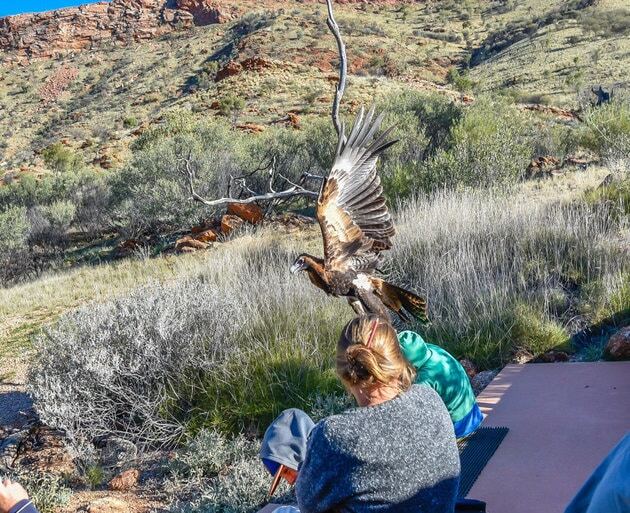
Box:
[336,314,416,392]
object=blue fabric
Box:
[453,403,483,439]
[564,431,630,513]
[9,500,39,513]
[260,408,315,474]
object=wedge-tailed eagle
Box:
[290,107,428,323]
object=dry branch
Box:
[178,154,319,208]
[326,0,347,141]
[180,0,347,208]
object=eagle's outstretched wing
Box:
[316,107,396,274]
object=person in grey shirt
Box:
[295,314,460,513]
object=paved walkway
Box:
[470,362,630,513]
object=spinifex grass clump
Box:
[389,187,629,367]
[31,234,348,451]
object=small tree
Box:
[41,143,83,174]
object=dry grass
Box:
[28,171,628,452]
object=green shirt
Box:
[398,331,476,423]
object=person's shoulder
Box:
[305,417,352,461]
[408,383,447,408]
[398,330,426,345]
[315,412,352,438]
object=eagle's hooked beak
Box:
[290,261,305,274]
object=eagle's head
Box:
[290,254,310,274]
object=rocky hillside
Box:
[0,0,236,62]
[0,0,628,177]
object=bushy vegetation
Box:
[41,143,83,175]
[578,99,630,160]
[166,430,293,513]
[4,470,71,513]
[0,91,623,285]
[31,176,629,458]
[377,94,551,198]
[31,235,347,452]
[389,186,628,367]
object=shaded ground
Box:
[0,357,33,430]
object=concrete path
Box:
[470,362,630,513]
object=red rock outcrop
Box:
[0,0,232,62]
[175,0,236,25]
[605,327,630,361]
[39,66,79,103]
[227,202,264,224]
[108,468,140,491]
[221,214,245,234]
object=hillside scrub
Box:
[379,95,559,198]
[31,180,629,456]
[578,98,630,160]
[0,93,623,284]
[166,429,293,513]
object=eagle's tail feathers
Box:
[371,278,428,324]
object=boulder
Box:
[227,202,264,224]
[235,123,266,133]
[287,112,300,129]
[471,370,498,396]
[459,358,478,379]
[175,235,208,251]
[108,468,140,491]
[221,214,245,234]
[215,61,242,81]
[86,497,129,513]
[100,437,137,468]
[175,0,235,25]
[605,327,630,361]
[191,221,212,234]
[115,238,141,257]
[194,229,218,243]
[241,56,272,72]
[526,156,560,178]
[534,350,570,363]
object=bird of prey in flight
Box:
[290,107,428,323]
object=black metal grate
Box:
[457,426,509,498]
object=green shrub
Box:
[0,205,29,255]
[217,94,245,117]
[109,113,241,235]
[510,303,570,355]
[123,116,138,128]
[0,205,32,285]
[578,100,630,159]
[446,68,475,92]
[376,91,463,199]
[85,464,105,489]
[420,99,533,190]
[41,143,83,174]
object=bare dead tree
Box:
[326,0,348,141]
[177,152,319,208]
[181,0,348,210]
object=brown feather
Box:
[316,108,397,274]
[370,277,428,323]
